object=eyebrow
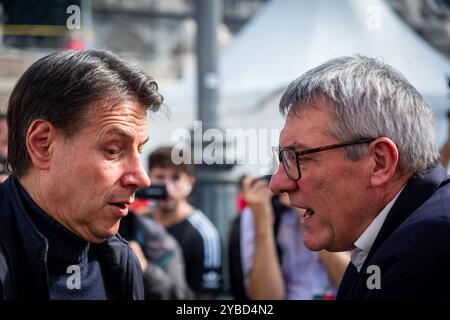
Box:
[104,127,149,146]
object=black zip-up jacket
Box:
[0,176,144,300]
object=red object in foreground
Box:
[129,198,152,214]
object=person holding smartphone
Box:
[147,146,222,299]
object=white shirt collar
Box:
[351,185,405,272]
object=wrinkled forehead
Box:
[79,100,149,145]
[89,99,148,119]
[89,99,148,127]
[280,105,335,149]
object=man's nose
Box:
[136,163,151,189]
[123,157,151,190]
[269,163,298,194]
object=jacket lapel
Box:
[336,262,358,299]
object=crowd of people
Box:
[1,49,450,300]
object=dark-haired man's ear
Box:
[25,120,57,171]
[368,137,399,188]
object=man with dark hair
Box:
[0,50,163,300]
[148,146,222,299]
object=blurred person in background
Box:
[119,198,193,300]
[227,174,249,300]
[0,50,162,300]
[148,146,222,299]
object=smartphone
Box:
[135,184,168,200]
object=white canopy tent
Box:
[147,0,450,174]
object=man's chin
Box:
[89,223,121,243]
[303,234,327,252]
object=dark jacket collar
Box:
[4,175,50,299]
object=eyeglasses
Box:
[276,138,376,181]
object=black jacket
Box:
[337,165,450,299]
[0,176,144,300]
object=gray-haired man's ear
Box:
[368,138,399,188]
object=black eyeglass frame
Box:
[278,138,376,181]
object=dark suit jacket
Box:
[337,165,450,299]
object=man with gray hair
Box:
[270,55,450,299]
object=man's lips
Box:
[108,199,133,217]
[300,208,315,225]
[109,200,132,208]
